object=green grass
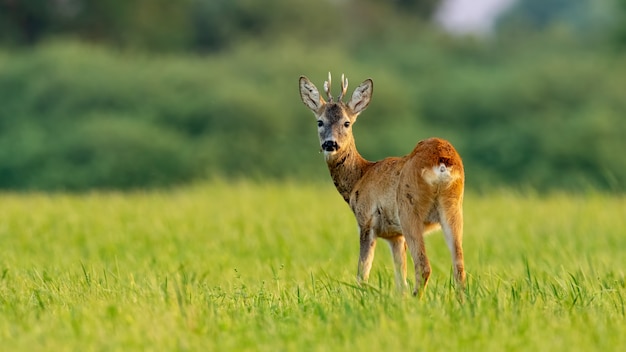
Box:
[1,181,625,351]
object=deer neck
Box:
[325,143,371,203]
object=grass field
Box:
[1,181,625,351]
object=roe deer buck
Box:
[298,73,466,296]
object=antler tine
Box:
[323,71,333,102]
[339,73,348,101]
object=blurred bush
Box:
[0,42,329,190]
[0,37,624,191]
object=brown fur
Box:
[299,74,466,296]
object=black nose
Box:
[321,141,339,152]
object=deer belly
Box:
[374,210,403,237]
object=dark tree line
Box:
[0,0,444,52]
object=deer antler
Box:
[323,72,333,102]
[338,74,348,101]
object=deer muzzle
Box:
[321,140,339,152]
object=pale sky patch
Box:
[436,0,517,35]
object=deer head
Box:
[299,73,373,156]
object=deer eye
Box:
[343,121,351,128]
[317,120,323,127]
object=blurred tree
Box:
[188,0,344,52]
[0,0,171,48]
[0,0,155,46]
[0,0,54,44]
[496,0,614,37]
[122,0,191,51]
[615,0,626,47]
[394,0,442,18]
[500,0,575,28]
[364,0,442,18]
[0,0,441,51]
[59,0,133,44]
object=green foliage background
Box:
[0,0,624,191]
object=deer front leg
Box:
[387,236,408,293]
[357,225,377,285]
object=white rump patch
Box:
[422,163,455,186]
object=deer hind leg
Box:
[438,200,466,289]
[386,235,408,292]
[357,225,377,285]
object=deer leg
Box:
[386,236,408,292]
[357,226,377,285]
[438,201,466,289]
[399,215,430,297]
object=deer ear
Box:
[299,76,325,112]
[348,79,373,115]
